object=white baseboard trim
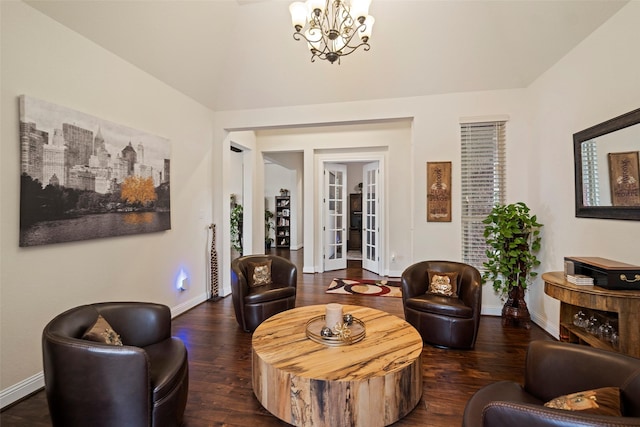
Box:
[481,305,503,316]
[530,310,559,339]
[479,307,559,339]
[1,371,44,409]
[171,293,208,318]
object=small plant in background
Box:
[265,209,274,250]
[230,204,243,255]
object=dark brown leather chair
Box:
[42,302,189,427]
[462,340,640,427]
[231,254,297,332]
[400,260,482,349]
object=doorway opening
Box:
[322,160,381,275]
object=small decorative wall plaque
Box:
[608,151,640,206]
[426,161,452,222]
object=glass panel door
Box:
[362,162,379,274]
[324,163,347,271]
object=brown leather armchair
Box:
[231,254,297,332]
[400,260,482,349]
[462,340,640,427]
[42,302,189,427]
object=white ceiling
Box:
[25,0,628,112]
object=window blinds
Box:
[461,121,506,270]
[580,140,600,206]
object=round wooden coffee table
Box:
[252,304,423,427]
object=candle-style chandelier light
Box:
[288,0,374,64]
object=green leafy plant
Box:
[230,204,243,254]
[265,209,274,247]
[482,202,543,299]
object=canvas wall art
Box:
[19,95,171,247]
[426,161,452,222]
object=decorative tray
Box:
[305,315,366,346]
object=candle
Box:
[325,303,343,330]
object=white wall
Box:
[0,2,215,406]
[525,1,640,335]
[347,163,365,199]
[229,150,244,206]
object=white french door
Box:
[323,163,347,271]
[362,162,379,274]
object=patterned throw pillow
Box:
[82,314,123,346]
[248,260,273,287]
[544,387,621,416]
[427,271,458,297]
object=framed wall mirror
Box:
[574,108,640,220]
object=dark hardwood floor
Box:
[1,249,554,426]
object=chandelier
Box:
[289,0,374,64]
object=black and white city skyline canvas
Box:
[19,95,171,247]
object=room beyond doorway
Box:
[347,250,362,261]
[263,150,386,276]
[266,248,386,281]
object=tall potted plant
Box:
[482,202,543,328]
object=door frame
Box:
[314,152,385,273]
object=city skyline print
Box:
[19,95,171,247]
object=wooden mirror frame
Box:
[574,108,640,220]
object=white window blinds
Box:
[461,121,506,270]
[580,139,600,206]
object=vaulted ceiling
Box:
[25,0,628,112]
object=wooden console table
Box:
[543,271,640,358]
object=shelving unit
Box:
[559,310,618,352]
[275,196,290,248]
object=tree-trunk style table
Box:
[252,305,423,427]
